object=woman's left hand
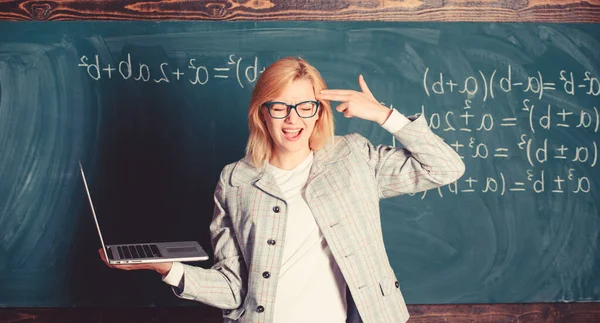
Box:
[319,75,392,125]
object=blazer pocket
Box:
[378,275,400,296]
[223,307,246,321]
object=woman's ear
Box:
[259,110,268,125]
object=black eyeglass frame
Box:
[263,100,320,119]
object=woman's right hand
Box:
[98,248,173,276]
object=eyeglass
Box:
[263,100,320,119]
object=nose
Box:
[285,108,300,123]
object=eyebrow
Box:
[268,99,316,103]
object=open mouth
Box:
[282,128,303,141]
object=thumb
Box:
[359,74,374,98]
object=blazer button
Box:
[262,271,271,279]
[224,310,232,315]
[267,239,276,246]
[273,206,280,213]
[256,305,265,313]
[395,281,399,288]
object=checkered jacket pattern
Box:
[176,114,465,322]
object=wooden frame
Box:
[0,0,598,22]
[1,303,600,322]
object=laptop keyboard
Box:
[116,244,162,259]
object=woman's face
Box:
[261,78,319,159]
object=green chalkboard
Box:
[0,21,598,307]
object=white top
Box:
[163,109,410,321]
[266,151,347,323]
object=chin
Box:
[280,140,308,152]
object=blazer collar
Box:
[230,136,351,187]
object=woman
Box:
[100,57,465,323]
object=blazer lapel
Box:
[254,175,286,201]
[230,156,287,201]
[230,136,351,200]
[308,136,352,182]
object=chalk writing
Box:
[423,65,599,100]
[78,54,265,88]
[77,57,598,195]
[414,66,599,197]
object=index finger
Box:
[318,90,352,102]
[320,89,355,95]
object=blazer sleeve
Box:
[175,168,248,309]
[346,113,465,199]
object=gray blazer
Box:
[175,115,465,323]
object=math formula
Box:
[408,67,599,199]
[78,54,265,88]
[77,55,598,197]
[423,65,600,101]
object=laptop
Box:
[79,161,209,265]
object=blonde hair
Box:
[246,57,334,167]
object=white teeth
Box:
[283,129,301,133]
